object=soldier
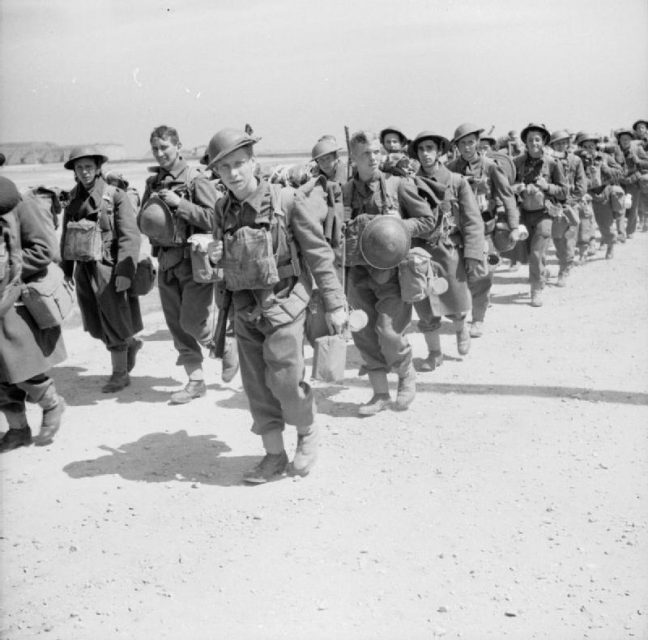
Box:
[614,127,648,238]
[138,126,229,403]
[200,128,346,483]
[0,177,66,451]
[379,126,418,177]
[478,134,498,153]
[512,124,567,307]
[60,146,143,392]
[404,131,486,369]
[574,132,623,259]
[633,119,648,149]
[343,130,437,414]
[548,130,587,286]
[311,138,348,185]
[446,123,519,337]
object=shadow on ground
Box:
[63,430,257,486]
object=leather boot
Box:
[292,422,320,476]
[34,384,65,446]
[244,430,287,484]
[470,321,484,338]
[170,379,207,404]
[454,318,471,356]
[127,337,143,372]
[420,331,443,372]
[556,270,569,287]
[0,411,31,452]
[102,350,130,393]
[530,287,544,307]
[395,365,416,411]
[605,244,614,260]
[358,370,390,417]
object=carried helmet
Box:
[408,131,450,158]
[138,195,176,246]
[205,129,260,169]
[359,215,411,269]
[64,145,108,170]
[379,126,408,145]
[520,123,550,145]
[549,129,571,146]
[451,122,484,146]
[0,176,21,215]
[492,224,517,253]
[311,139,342,161]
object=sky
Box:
[1,0,647,157]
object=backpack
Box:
[0,212,24,317]
[485,151,516,185]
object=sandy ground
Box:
[1,232,647,640]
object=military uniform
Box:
[513,149,567,298]
[61,177,143,351]
[141,161,219,371]
[550,149,587,279]
[217,180,344,435]
[343,171,435,391]
[616,139,648,237]
[446,151,518,327]
[1,185,66,450]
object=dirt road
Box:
[1,234,647,640]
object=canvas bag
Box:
[21,263,75,329]
[312,334,346,383]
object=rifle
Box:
[344,125,352,181]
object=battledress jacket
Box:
[61,177,143,346]
[141,160,219,271]
[0,198,66,383]
[399,165,485,316]
[446,153,519,230]
[216,180,346,319]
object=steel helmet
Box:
[632,119,648,131]
[574,131,599,146]
[408,131,450,159]
[549,129,571,146]
[311,139,342,161]
[359,215,411,269]
[379,126,408,145]
[520,123,550,145]
[64,145,108,170]
[451,123,484,146]
[492,223,517,253]
[614,127,636,141]
[138,195,176,246]
[205,129,261,169]
[480,134,497,147]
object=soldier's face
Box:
[479,140,493,152]
[383,133,403,152]
[636,123,647,136]
[417,139,439,169]
[582,141,597,153]
[552,140,569,153]
[525,132,545,156]
[618,134,633,150]
[457,134,478,160]
[352,140,382,180]
[151,136,181,170]
[215,147,257,199]
[316,152,338,177]
[74,158,99,188]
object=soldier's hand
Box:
[64,276,75,288]
[115,276,131,292]
[536,177,549,191]
[206,240,223,264]
[465,257,488,279]
[188,233,215,253]
[325,307,347,335]
[158,189,181,208]
[508,227,520,243]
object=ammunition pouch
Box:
[256,275,312,328]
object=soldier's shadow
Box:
[52,365,183,406]
[62,430,256,487]
[489,291,529,305]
